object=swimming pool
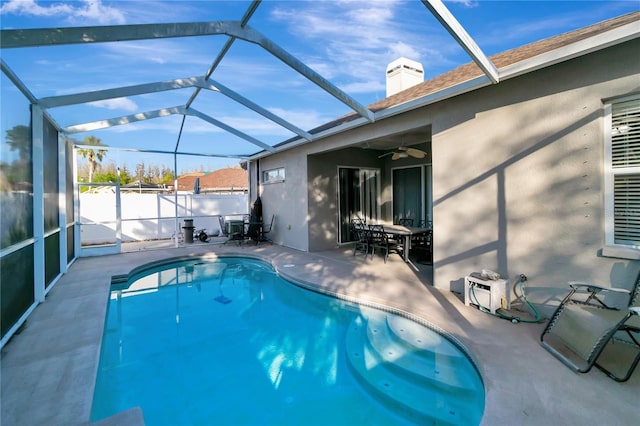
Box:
[91,256,484,425]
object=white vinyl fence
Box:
[79,193,248,245]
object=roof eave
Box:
[249,115,374,160]
[500,20,640,80]
[250,20,640,160]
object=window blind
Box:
[611,99,640,168]
[614,174,640,244]
[611,98,640,245]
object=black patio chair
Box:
[260,214,275,244]
[351,220,370,257]
[368,224,401,263]
[411,229,432,264]
[416,220,432,229]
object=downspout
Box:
[254,159,261,216]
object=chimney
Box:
[386,57,424,97]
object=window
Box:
[604,96,640,257]
[263,167,285,184]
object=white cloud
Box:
[387,41,421,61]
[102,42,168,65]
[89,98,138,112]
[0,0,126,25]
[446,0,479,8]
[182,114,293,138]
[1,0,73,16]
[264,107,336,131]
[169,107,334,138]
[339,79,386,95]
[99,40,212,67]
[269,0,451,95]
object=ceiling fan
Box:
[378,146,427,160]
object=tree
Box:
[160,165,175,185]
[3,125,32,186]
[77,136,107,182]
[92,162,133,186]
[5,125,31,161]
[146,164,160,183]
[120,164,133,185]
[135,162,145,182]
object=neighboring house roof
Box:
[177,168,248,192]
[304,11,640,137]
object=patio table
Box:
[373,223,431,262]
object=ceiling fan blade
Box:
[406,148,426,159]
[378,152,394,159]
[392,152,407,160]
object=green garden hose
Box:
[470,275,541,323]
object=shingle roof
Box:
[309,11,640,135]
[177,167,247,192]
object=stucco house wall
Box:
[256,146,309,251]
[250,37,639,318]
[429,38,639,315]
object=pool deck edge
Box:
[1,244,637,426]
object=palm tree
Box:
[77,136,107,182]
[5,125,31,161]
[3,124,32,187]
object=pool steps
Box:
[368,316,476,392]
[345,311,483,425]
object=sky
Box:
[1,0,638,174]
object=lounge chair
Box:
[540,271,640,382]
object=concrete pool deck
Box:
[1,242,638,425]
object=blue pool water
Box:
[92,256,484,425]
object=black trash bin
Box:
[182,219,195,244]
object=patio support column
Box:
[73,146,81,258]
[115,168,122,252]
[173,152,179,247]
[57,131,67,275]
[247,160,252,212]
[32,104,45,303]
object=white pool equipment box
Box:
[464,274,510,314]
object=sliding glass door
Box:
[338,167,380,244]
[392,165,432,225]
